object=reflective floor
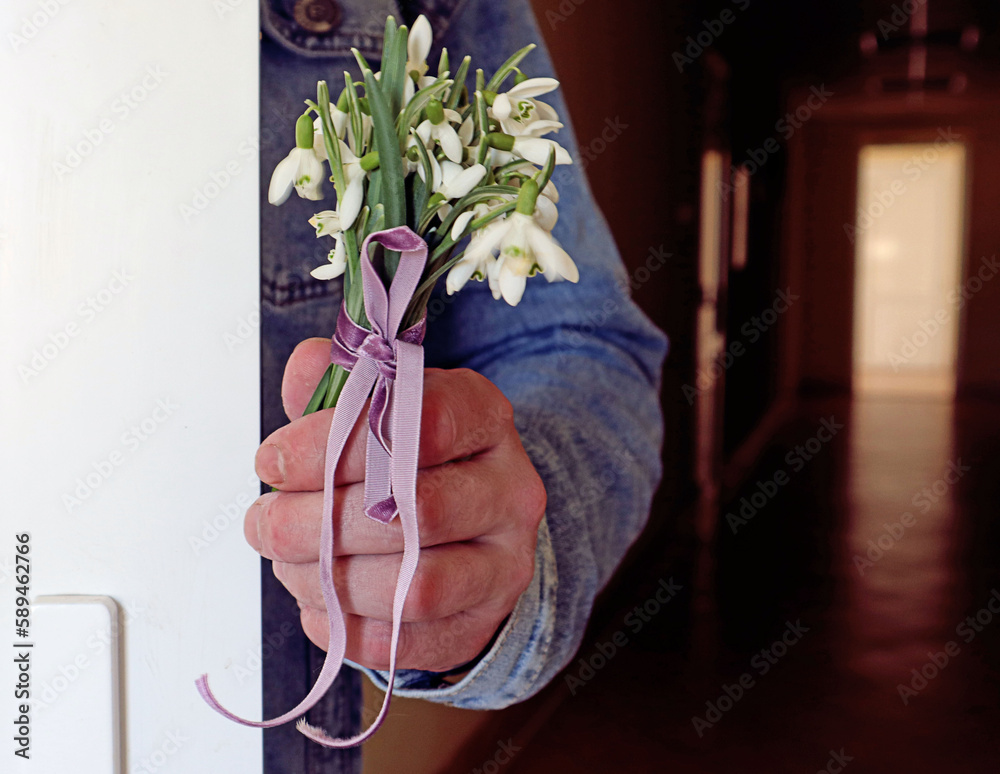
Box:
[503,396,1000,773]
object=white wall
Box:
[1,1,263,770]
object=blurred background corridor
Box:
[362,1,1000,771]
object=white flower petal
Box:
[512,137,572,166]
[458,116,475,146]
[534,194,559,231]
[450,210,475,241]
[311,262,344,280]
[507,77,560,100]
[446,256,480,295]
[492,93,513,121]
[527,225,578,283]
[441,163,486,200]
[268,152,297,205]
[408,15,432,70]
[499,264,527,306]
[437,125,464,163]
[293,149,325,201]
[339,174,365,229]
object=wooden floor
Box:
[485,396,1000,774]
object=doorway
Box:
[851,141,967,397]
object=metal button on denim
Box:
[292,0,341,34]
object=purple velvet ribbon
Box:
[196,226,429,748]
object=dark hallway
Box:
[492,396,1000,772]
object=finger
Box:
[247,457,517,561]
[257,368,512,490]
[299,605,504,672]
[282,338,334,420]
[255,404,369,491]
[418,368,514,467]
[272,541,526,623]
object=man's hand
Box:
[244,338,547,673]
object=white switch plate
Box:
[32,596,121,773]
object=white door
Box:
[1,2,264,770]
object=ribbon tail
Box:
[196,360,379,728]
[365,380,398,523]
[298,340,424,748]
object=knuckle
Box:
[256,493,291,560]
[406,568,442,622]
[416,475,444,540]
[422,390,457,461]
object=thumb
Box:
[281,337,334,420]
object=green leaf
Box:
[380,17,408,118]
[360,65,406,276]
[343,73,365,154]
[533,146,557,192]
[396,78,451,143]
[316,82,345,192]
[446,56,471,111]
[304,364,334,415]
[485,44,536,92]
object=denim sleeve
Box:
[352,0,668,709]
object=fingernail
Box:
[256,443,285,486]
[273,561,285,582]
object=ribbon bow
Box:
[197,226,429,747]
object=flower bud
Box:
[295,113,315,149]
[485,132,515,152]
[360,151,380,171]
[515,179,540,216]
[426,98,445,125]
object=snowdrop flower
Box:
[446,204,502,295]
[269,114,326,205]
[433,161,487,220]
[486,131,572,167]
[447,181,577,305]
[311,103,349,160]
[416,99,464,163]
[490,77,562,136]
[491,180,577,305]
[307,211,347,280]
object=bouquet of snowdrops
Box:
[267,13,578,414]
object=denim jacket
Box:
[260,0,667,770]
